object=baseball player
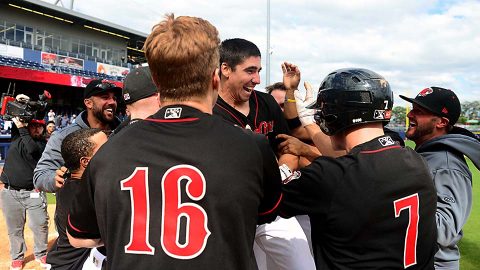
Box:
[214,38,315,270]
[113,66,160,134]
[47,128,108,270]
[65,14,282,270]
[280,67,438,269]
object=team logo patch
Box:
[378,136,395,146]
[373,110,392,120]
[417,87,433,97]
[165,107,182,119]
[374,110,386,119]
[123,93,131,101]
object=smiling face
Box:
[86,91,118,124]
[406,104,447,146]
[221,56,261,103]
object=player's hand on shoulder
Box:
[277,134,308,156]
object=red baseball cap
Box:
[30,119,46,125]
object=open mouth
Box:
[243,86,254,93]
[408,120,417,128]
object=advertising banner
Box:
[41,52,84,69]
[0,44,24,59]
[97,62,129,76]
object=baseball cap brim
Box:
[399,94,437,115]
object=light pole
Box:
[266,0,271,87]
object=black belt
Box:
[4,184,34,191]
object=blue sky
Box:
[46,0,480,105]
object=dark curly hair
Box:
[61,128,104,172]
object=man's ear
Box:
[220,63,231,78]
[436,117,450,129]
[80,156,90,169]
[84,98,93,109]
[212,68,220,91]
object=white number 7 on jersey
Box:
[394,193,419,268]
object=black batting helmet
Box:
[308,68,393,135]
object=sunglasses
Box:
[94,82,118,90]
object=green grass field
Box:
[405,140,479,269]
[459,158,479,269]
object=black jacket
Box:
[0,125,46,190]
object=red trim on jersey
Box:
[145,118,199,123]
[360,145,401,154]
[215,103,246,127]
[259,193,283,216]
[67,214,87,233]
[215,91,261,129]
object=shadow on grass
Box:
[459,237,480,270]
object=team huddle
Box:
[1,13,480,270]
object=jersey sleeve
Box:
[254,134,283,225]
[280,157,341,219]
[67,165,101,239]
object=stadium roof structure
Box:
[4,0,148,59]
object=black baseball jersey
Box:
[214,90,289,152]
[281,135,437,269]
[67,105,282,270]
[47,178,90,269]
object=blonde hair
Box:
[144,14,220,101]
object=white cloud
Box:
[43,0,479,103]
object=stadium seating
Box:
[0,55,47,71]
[0,55,124,81]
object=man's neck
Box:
[162,96,214,115]
[128,99,160,120]
[343,124,385,152]
[414,129,448,148]
[218,87,250,116]
[70,170,83,180]
[87,113,110,130]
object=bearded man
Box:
[34,80,121,192]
